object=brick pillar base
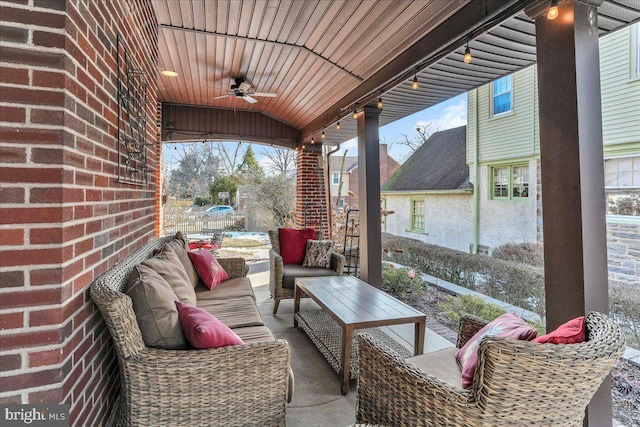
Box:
[296,148,328,238]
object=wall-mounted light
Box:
[412,74,419,90]
[161,70,178,77]
[336,122,341,130]
[377,95,383,109]
[547,0,559,20]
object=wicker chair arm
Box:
[217,257,247,278]
[269,249,284,296]
[121,340,291,426]
[357,333,475,426]
[457,315,488,348]
[330,252,346,275]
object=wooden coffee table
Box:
[294,275,426,394]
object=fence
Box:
[163,215,245,236]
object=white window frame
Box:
[491,75,513,117]
[331,172,340,185]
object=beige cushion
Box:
[195,277,255,300]
[231,325,276,344]
[196,297,264,328]
[140,247,196,306]
[405,347,462,389]
[164,232,200,288]
[125,265,187,350]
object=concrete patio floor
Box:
[247,261,454,427]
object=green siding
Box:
[468,24,640,161]
[600,25,640,148]
[476,66,538,162]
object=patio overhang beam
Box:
[301,0,538,140]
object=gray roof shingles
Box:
[382,125,472,192]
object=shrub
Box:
[382,233,546,319]
[382,264,425,295]
[194,196,211,206]
[491,242,544,267]
[438,294,507,329]
[610,280,640,348]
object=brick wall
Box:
[296,148,328,237]
[0,1,158,425]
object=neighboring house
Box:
[383,23,640,283]
[381,126,474,252]
[329,144,400,209]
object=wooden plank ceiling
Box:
[154,0,640,146]
[154,0,469,132]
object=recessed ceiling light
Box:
[161,70,178,77]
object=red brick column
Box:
[295,147,328,238]
[0,1,158,425]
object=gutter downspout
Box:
[325,144,341,240]
[472,89,480,254]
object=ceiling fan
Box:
[212,77,277,104]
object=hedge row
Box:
[381,233,640,348]
[382,233,546,319]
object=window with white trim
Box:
[337,198,344,208]
[410,199,425,232]
[491,164,529,199]
[605,156,640,216]
[492,75,512,116]
[331,172,340,185]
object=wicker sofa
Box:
[268,229,345,314]
[356,311,625,427]
[90,234,292,427]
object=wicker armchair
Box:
[268,229,346,314]
[356,312,626,427]
[90,237,291,427]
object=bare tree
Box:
[213,142,245,175]
[262,147,296,178]
[247,174,296,227]
[166,143,220,198]
[397,122,435,154]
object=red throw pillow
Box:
[278,228,316,265]
[455,313,537,389]
[187,249,230,289]
[175,301,244,349]
[533,316,586,344]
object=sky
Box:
[163,93,467,169]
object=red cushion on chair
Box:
[533,316,586,344]
[278,228,316,265]
[187,249,229,289]
[176,301,243,349]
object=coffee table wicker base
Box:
[295,309,411,379]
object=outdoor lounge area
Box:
[1,0,640,426]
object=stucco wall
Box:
[382,192,474,252]
[476,161,538,248]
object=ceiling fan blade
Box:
[251,92,277,97]
[212,94,232,100]
[243,95,258,104]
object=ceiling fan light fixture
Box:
[161,69,178,77]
